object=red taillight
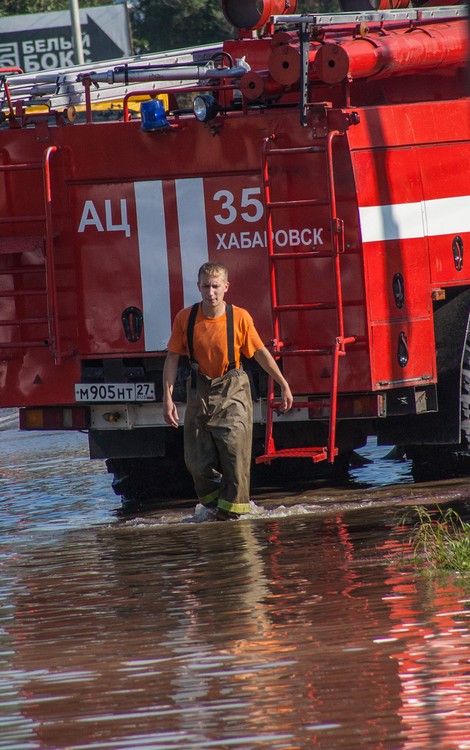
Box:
[307,394,385,420]
[19,406,89,431]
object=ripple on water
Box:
[1,432,470,750]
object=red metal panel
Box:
[70,182,142,355]
[364,238,431,322]
[1,6,469,442]
[354,147,431,322]
[415,142,470,286]
[351,144,423,206]
[0,350,81,407]
[348,100,470,152]
[370,319,436,389]
[351,135,436,389]
[350,100,470,311]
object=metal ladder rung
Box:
[0,163,42,172]
[256,446,338,463]
[267,146,326,156]
[276,298,366,308]
[0,289,46,298]
[0,267,45,275]
[0,216,46,225]
[0,341,48,348]
[0,317,48,326]
[266,198,329,209]
[271,251,333,260]
[274,348,333,356]
[271,399,329,409]
[274,302,336,312]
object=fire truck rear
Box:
[1,0,470,505]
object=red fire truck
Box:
[1,0,470,505]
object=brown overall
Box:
[184,368,252,514]
[183,308,253,515]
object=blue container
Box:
[140,99,169,131]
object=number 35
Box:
[213,188,264,225]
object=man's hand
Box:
[253,347,294,413]
[280,383,293,413]
[163,397,179,428]
[162,351,181,428]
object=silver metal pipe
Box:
[81,62,250,85]
[68,0,85,66]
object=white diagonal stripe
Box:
[175,178,209,306]
[135,180,171,351]
[359,195,470,243]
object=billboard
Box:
[0,4,132,73]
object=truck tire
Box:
[407,446,468,482]
[107,446,353,512]
[106,456,194,504]
[407,309,470,481]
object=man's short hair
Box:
[198,262,228,281]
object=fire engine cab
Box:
[1,0,470,504]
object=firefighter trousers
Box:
[184,368,252,515]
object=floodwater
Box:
[1,428,470,750]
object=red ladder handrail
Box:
[42,146,61,364]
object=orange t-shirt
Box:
[167,304,264,379]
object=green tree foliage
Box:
[300,0,341,10]
[132,0,340,54]
[0,0,109,17]
[131,0,230,54]
[1,0,341,52]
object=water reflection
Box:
[386,572,470,750]
[2,516,470,749]
[1,431,112,537]
[348,441,414,488]
[1,431,470,749]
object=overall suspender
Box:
[187,302,236,382]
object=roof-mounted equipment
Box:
[222,0,298,30]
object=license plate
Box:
[75,383,155,402]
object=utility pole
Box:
[69,0,85,65]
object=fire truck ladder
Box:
[256,131,357,466]
[1,43,223,114]
[0,146,61,362]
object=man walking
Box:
[162,262,293,519]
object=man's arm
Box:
[162,350,181,428]
[253,347,293,412]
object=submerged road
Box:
[1,428,470,750]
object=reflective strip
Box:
[176,178,209,307]
[218,498,251,514]
[199,489,219,507]
[359,195,470,243]
[135,180,171,351]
